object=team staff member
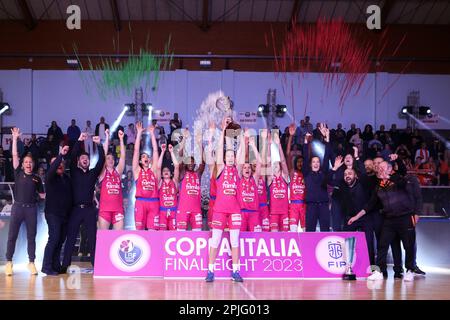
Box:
[61,132,104,272]
[42,145,72,275]
[331,156,375,265]
[357,159,417,282]
[5,127,45,276]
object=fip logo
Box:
[109,234,151,272]
[315,236,355,274]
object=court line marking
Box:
[239,282,257,300]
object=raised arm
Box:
[236,130,246,176]
[92,136,105,176]
[286,124,296,173]
[206,122,216,174]
[249,135,262,182]
[11,127,21,170]
[260,129,268,180]
[266,132,274,186]
[148,125,159,176]
[47,146,69,182]
[215,118,229,177]
[132,122,144,180]
[103,129,110,155]
[194,130,205,177]
[157,144,166,172]
[273,130,289,181]
[169,144,180,184]
[69,133,85,171]
[116,130,126,176]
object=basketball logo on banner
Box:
[315,236,356,274]
[109,234,151,272]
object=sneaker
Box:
[28,262,38,275]
[404,270,415,282]
[205,271,215,282]
[5,261,13,276]
[231,271,244,282]
[394,272,403,279]
[77,253,83,257]
[41,268,59,276]
[367,270,384,281]
[59,266,68,274]
[413,266,426,276]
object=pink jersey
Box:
[214,165,241,214]
[290,171,306,201]
[159,179,178,209]
[210,176,217,200]
[177,171,201,213]
[257,176,268,205]
[269,175,289,214]
[135,168,159,199]
[238,176,259,211]
[99,169,123,212]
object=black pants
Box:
[6,204,37,262]
[42,213,68,272]
[331,197,343,231]
[62,206,97,268]
[372,211,403,273]
[343,217,375,266]
[306,202,330,232]
[376,215,416,273]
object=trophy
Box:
[216,96,241,131]
[342,237,357,280]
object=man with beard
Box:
[332,156,375,265]
[61,132,104,272]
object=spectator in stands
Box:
[334,143,346,158]
[312,123,323,141]
[346,123,357,143]
[83,120,93,155]
[415,142,430,165]
[0,146,11,182]
[294,119,306,145]
[126,123,136,147]
[334,123,346,146]
[389,124,400,146]
[169,112,182,134]
[304,116,313,134]
[349,128,363,154]
[362,124,374,142]
[24,134,40,166]
[376,124,387,145]
[67,119,81,149]
[381,144,393,161]
[95,116,110,143]
[47,121,64,146]
[39,135,59,168]
[438,154,449,186]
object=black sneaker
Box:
[382,271,388,279]
[394,272,403,279]
[413,266,426,276]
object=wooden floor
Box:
[1,263,450,300]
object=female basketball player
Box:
[158,144,179,230]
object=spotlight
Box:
[419,106,431,116]
[141,103,152,115]
[401,106,413,115]
[110,105,129,133]
[125,103,136,116]
[257,104,270,117]
[0,102,10,115]
[275,104,287,117]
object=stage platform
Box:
[1,263,450,300]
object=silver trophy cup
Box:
[342,237,357,280]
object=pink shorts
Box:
[269,213,289,232]
[207,199,215,229]
[99,210,124,225]
[134,199,160,230]
[159,207,177,231]
[289,202,306,228]
[259,204,270,232]
[240,210,262,232]
[211,211,242,230]
[176,211,203,230]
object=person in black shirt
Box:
[330,157,375,265]
[61,132,104,272]
[41,146,72,275]
[5,128,45,276]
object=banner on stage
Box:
[152,109,171,124]
[237,111,258,126]
[94,231,370,279]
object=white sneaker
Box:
[403,270,415,282]
[367,270,384,281]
